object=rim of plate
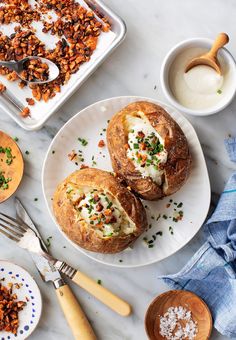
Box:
[0,260,42,339]
[42,95,211,268]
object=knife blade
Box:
[15,197,48,252]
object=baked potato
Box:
[53,168,147,254]
[107,101,191,200]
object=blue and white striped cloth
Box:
[161,138,236,338]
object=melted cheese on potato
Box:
[126,113,168,184]
[67,187,136,238]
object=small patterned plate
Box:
[0,261,42,340]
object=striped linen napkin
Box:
[160,137,236,338]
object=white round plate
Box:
[42,96,211,268]
[0,261,42,339]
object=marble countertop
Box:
[1,0,236,339]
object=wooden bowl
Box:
[145,290,212,340]
[0,131,24,203]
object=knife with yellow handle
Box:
[33,254,97,340]
[15,197,132,318]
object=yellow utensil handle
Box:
[56,284,97,340]
[209,32,229,57]
[73,271,132,317]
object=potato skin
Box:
[53,168,147,254]
[106,101,192,200]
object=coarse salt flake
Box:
[159,306,198,340]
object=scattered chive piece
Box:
[163,214,168,220]
[52,150,55,154]
[34,198,38,201]
[46,236,52,247]
[156,231,163,236]
[169,226,174,235]
[148,244,154,248]
[14,137,19,142]
[78,138,88,146]
[25,150,29,155]
[217,89,222,94]
[119,259,123,263]
[97,279,102,285]
[177,202,183,208]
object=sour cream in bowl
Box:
[160,38,236,116]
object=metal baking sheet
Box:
[0,0,126,130]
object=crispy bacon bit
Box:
[103,209,112,216]
[105,215,117,224]
[68,150,77,161]
[20,106,30,117]
[98,139,105,148]
[93,194,100,202]
[18,80,26,89]
[96,202,103,212]
[6,71,18,81]
[80,164,89,170]
[137,131,145,138]
[140,142,146,150]
[0,283,26,335]
[0,82,6,93]
[26,98,35,106]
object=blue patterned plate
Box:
[0,261,42,340]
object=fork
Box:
[0,211,131,316]
[0,212,51,259]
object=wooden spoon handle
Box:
[208,33,229,57]
[56,284,97,340]
[72,271,132,317]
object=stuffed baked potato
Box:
[107,101,191,200]
[53,168,147,254]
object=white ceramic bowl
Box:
[160,38,236,116]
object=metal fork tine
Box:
[0,213,27,233]
[0,212,28,229]
[0,227,20,242]
[0,222,23,238]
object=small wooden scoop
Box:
[185,33,229,74]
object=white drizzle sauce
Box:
[169,47,232,110]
